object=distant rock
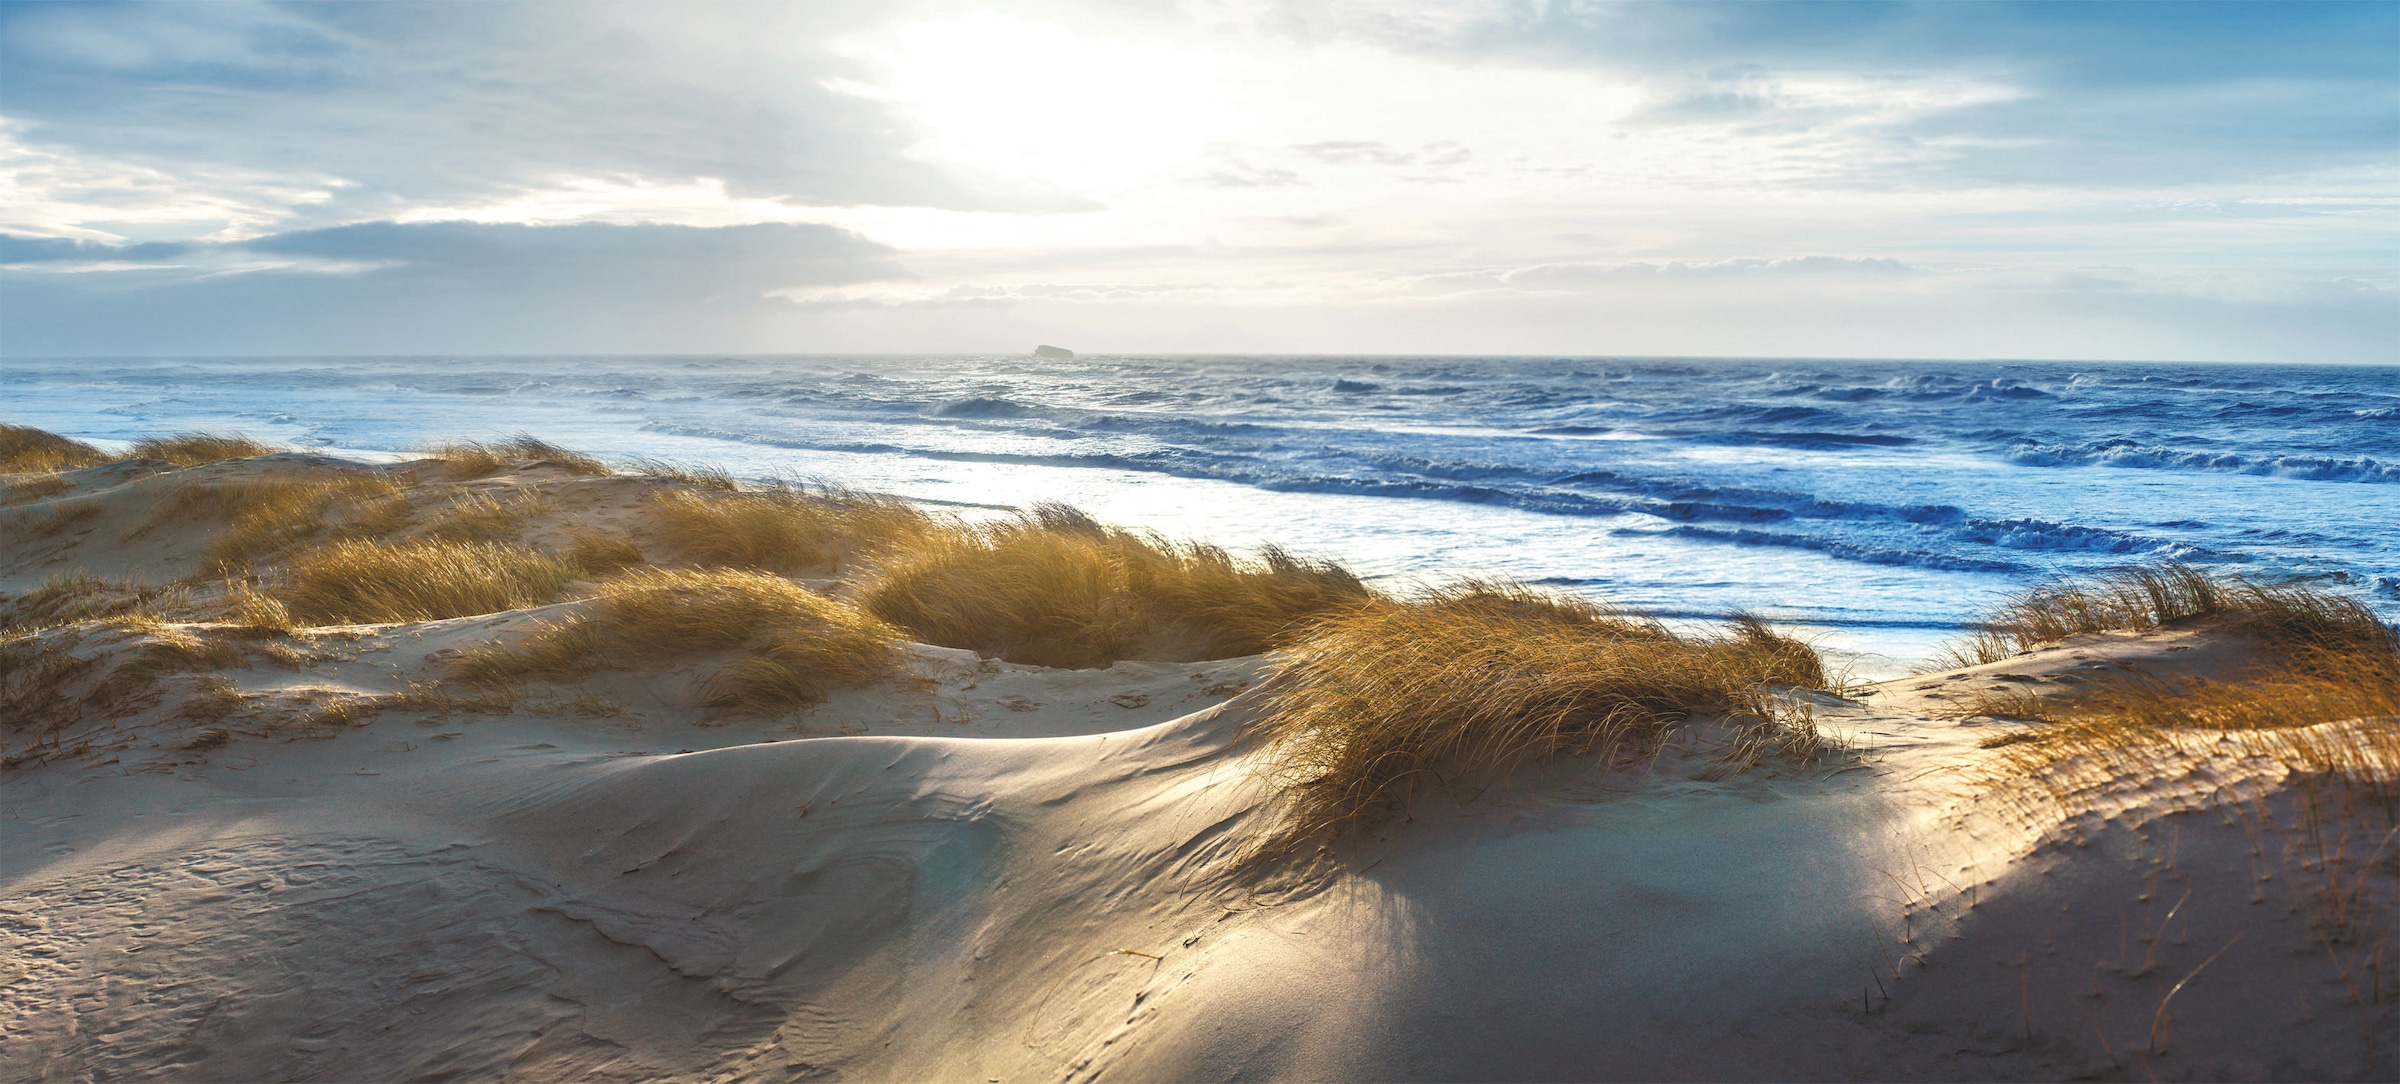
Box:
[1032,344,1075,359]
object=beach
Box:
[4,432,2395,1081]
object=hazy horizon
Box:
[4,1,2393,363]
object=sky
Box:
[1,0,2394,362]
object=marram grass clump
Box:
[426,436,611,479]
[864,503,1374,668]
[1935,562,2232,668]
[1950,565,2400,794]
[169,471,412,573]
[649,485,932,573]
[455,568,902,715]
[278,538,582,625]
[1,424,111,473]
[129,432,280,465]
[1248,582,1832,853]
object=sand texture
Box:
[4,454,2395,1082]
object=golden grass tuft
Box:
[1935,563,2231,668]
[565,530,644,576]
[455,567,901,714]
[420,489,543,543]
[1,574,170,638]
[428,436,611,479]
[0,633,99,740]
[624,457,740,491]
[276,538,580,625]
[863,503,1373,668]
[1247,582,1832,852]
[0,424,110,472]
[128,432,279,465]
[172,471,410,573]
[1952,567,2400,797]
[649,485,932,573]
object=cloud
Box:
[0,1,2388,362]
[0,220,900,354]
[0,0,1073,244]
[1503,256,1928,290]
[1322,0,2400,187]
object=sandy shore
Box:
[4,449,2395,1081]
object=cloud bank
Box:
[2,0,2392,361]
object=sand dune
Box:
[4,447,2394,1081]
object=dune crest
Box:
[5,436,2394,1080]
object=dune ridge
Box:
[4,427,2395,1081]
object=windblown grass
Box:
[1935,563,2231,668]
[420,489,543,543]
[649,485,932,573]
[565,530,645,576]
[1,618,246,751]
[428,436,610,479]
[455,567,900,714]
[0,424,110,472]
[1,474,75,506]
[277,538,580,624]
[129,432,279,465]
[1953,567,2400,797]
[170,471,410,573]
[624,457,740,491]
[1,575,172,638]
[1247,582,1832,852]
[864,503,1373,668]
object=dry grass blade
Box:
[1,574,171,639]
[1247,581,1832,855]
[0,424,110,472]
[1934,563,2229,668]
[455,568,901,715]
[623,457,740,491]
[2,474,76,506]
[650,485,931,573]
[427,436,611,479]
[864,503,1374,668]
[276,539,580,624]
[1952,566,2400,798]
[565,530,644,576]
[129,432,279,465]
[421,489,544,543]
[171,471,410,573]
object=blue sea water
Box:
[7,355,2396,676]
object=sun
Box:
[826,13,1233,191]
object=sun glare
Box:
[827,14,1233,190]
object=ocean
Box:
[8,354,2396,677]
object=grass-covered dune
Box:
[3,423,2394,1082]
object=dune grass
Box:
[420,489,544,543]
[276,538,581,625]
[1934,563,2234,668]
[1953,567,2400,795]
[1,474,76,506]
[428,436,611,479]
[0,424,110,472]
[170,471,411,573]
[0,575,175,639]
[649,484,932,573]
[1246,581,1832,852]
[454,567,901,714]
[565,530,644,576]
[129,432,280,465]
[623,457,740,492]
[863,503,1374,668]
